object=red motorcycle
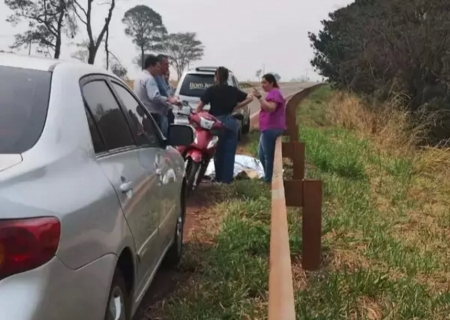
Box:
[175,104,224,195]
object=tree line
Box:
[4,0,204,80]
[309,0,450,144]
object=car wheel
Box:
[163,193,186,267]
[237,120,243,141]
[104,269,130,320]
[242,117,250,135]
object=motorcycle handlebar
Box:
[172,101,195,117]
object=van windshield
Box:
[179,74,215,98]
[0,66,51,154]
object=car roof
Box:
[185,66,235,76]
[0,52,74,71]
[0,52,117,78]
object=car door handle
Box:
[120,181,133,193]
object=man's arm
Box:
[233,88,253,111]
[195,87,212,113]
[150,76,180,107]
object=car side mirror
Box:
[166,124,195,146]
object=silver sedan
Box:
[0,53,194,320]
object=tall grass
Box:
[295,86,450,319]
[146,85,450,320]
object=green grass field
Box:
[146,86,450,320]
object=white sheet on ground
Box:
[205,154,265,179]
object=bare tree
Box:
[162,32,204,79]
[5,0,77,58]
[255,69,262,80]
[132,54,150,70]
[108,51,128,80]
[104,24,110,69]
[71,39,90,62]
[71,0,115,64]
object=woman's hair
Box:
[262,73,279,88]
[215,67,229,84]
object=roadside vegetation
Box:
[239,82,253,89]
[146,85,450,319]
[294,85,450,319]
[146,179,272,319]
[309,0,450,145]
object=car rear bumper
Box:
[0,254,117,320]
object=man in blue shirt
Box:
[164,70,176,97]
[155,54,171,97]
[156,54,176,124]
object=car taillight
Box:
[0,217,60,280]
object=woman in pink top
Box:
[252,74,286,182]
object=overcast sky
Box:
[0,0,353,81]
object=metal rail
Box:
[268,84,324,320]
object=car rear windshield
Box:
[179,74,215,98]
[0,66,51,154]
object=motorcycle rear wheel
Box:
[186,159,200,197]
[195,160,209,187]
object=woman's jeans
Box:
[214,115,239,183]
[259,129,284,182]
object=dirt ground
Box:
[132,133,258,319]
[132,189,211,320]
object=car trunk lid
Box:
[0,154,22,173]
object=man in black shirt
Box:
[199,82,248,117]
[195,67,253,183]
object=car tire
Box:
[164,193,186,267]
[242,117,250,135]
[104,269,131,320]
[237,120,243,141]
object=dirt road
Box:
[245,82,318,116]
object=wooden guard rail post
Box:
[268,84,325,320]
